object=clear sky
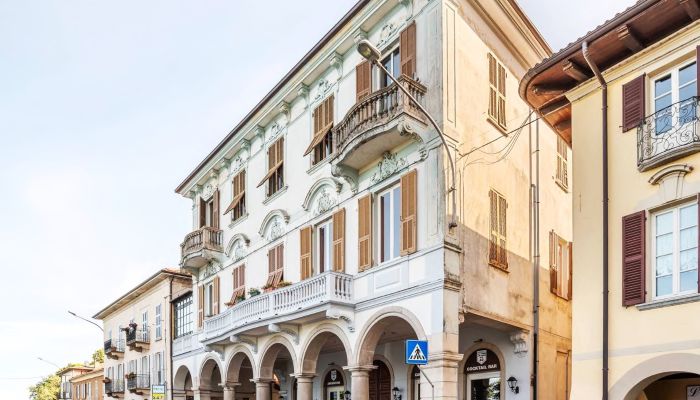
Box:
[0,1,634,398]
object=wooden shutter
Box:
[400,169,417,255]
[197,286,204,328]
[622,211,646,306]
[333,208,346,272]
[356,61,372,102]
[267,244,284,286]
[489,190,498,265]
[199,198,206,228]
[212,276,220,315]
[488,54,497,122]
[228,265,246,306]
[497,62,506,127]
[212,189,220,229]
[300,226,313,280]
[358,194,373,271]
[489,190,507,268]
[549,231,558,294]
[568,242,573,300]
[224,171,246,215]
[257,138,284,188]
[622,74,646,132]
[400,22,416,78]
[305,96,335,156]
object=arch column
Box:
[418,352,462,400]
[194,389,211,400]
[344,365,375,400]
[223,383,240,400]
[253,378,272,400]
[292,374,315,400]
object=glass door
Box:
[466,372,500,400]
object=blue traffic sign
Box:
[405,340,428,365]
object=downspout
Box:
[532,115,541,400]
[582,40,609,400]
[169,277,174,400]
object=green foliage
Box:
[28,374,60,400]
[92,348,104,365]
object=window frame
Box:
[267,138,285,198]
[230,169,247,223]
[316,218,334,274]
[488,189,508,270]
[555,135,569,191]
[377,183,402,264]
[266,242,285,287]
[651,60,698,135]
[204,281,214,317]
[487,53,507,131]
[155,304,162,340]
[377,45,401,89]
[173,294,193,339]
[650,201,698,300]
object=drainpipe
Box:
[532,115,541,400]
[169,277,175,400]
[582,40,609,400]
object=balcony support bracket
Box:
[268,323,299,344]
[325,309,355,332]
[204,344,225,361]
[229,335,258,353]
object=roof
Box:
[57,365,93,376]
[174,0,370,194]
[519,0,699,143]
[93,268,191,320]
[69,367,104,383]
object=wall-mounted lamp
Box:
[343,391,351,400]
[392,387,402,400]
[507,377,519,394]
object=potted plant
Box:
[262,283,275,293]
[277,281,292,288]
[248,288,261,297]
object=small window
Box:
[266,243,284,287]
[155,304,162,340]
[228,265,246,306]
[225,170,246,222]
[556,135,569,190]
[173,294,193,338]
[488,53,507,130]
[652,61,697,135]
[652,202,698,298]
[549,231,572,300]
[257,138,284,197]
[204,282,214,317]
[378,184,402,263]
[380,48,401,88]
[489,189,507,269]
[307,96,334,165]
[317,220,334,273]
[141,311,148,334]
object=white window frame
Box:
[376,43,400,89]
[651,60,698,132]
[377,183,402,264]
[204,281,214,317]
[141,310,148,333]
[651,201,698,299]
[155,304,162,340]
[316,219,334,274]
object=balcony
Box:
[173,333,203,357]
[203,272,353,342]
[104,338,125,359]
[105,379,124,397]
[638,97,700,171]
[332,75,427,170]
[126,328,149,352]
[127,374,150,393]
[180,226,224,270]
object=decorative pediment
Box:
[202,183,217,201]
[371,151,407,184]
[225,233,251,262]
[302,177,343,215]
[200,261,223,281]
[259,209,290,241]
[314,78,335,102]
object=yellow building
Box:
[521,1,700,399]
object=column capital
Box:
[251,378,273,385]
[343,365,377,375]
[291,373,316,381]
[224,382,242,390]
[420,352,464,368]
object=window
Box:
[173,294,193,338]
[488,53,507,130]
[155,304,162,340]
[257,138,284,197]
[380,47,401,88]
[653,61,697,135]
[489,190,507,269]
[204,282,214,317]
[317,220,334,273]
[154,352,164,385]
[141,356,149,379]
[128,359,137,375]
[266,243,284,287]
[549,231,572,300]
[225,170,247,222]
[227,265,246,306]
[141,311,148,334]
[379,184,402,263]
[556,135,569,190]
[306,96,334,165]
[652,202,698,298]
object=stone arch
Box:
[173,365,194,398]
[258,335,299,380]
[225,345,258,383]
[299,323,353,374]
[258,209,290,240]
[609,353,700,400]
[354,306,427,366]
[458,342,507,400]
[302,177,343,213]
[225,233,251,259]
[199,355,224,392]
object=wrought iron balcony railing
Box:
[126,328,149,346]
[127,374,150,391]
[104,337,125,355]
[638,96,700,171]
[106,379,124,394]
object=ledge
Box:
[636,293,700,311]
[262,185,288,205]
[228,213,249,230]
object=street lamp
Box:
[37,357,61,369]
[356,39,458,229]
[68,310,104,332]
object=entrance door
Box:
[327,386,345,400]
[467,372,500,400]
[368,360,391,400]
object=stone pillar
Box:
[292,374,315,400]
[223,383,240,400]
[194,389,211,400]
[253,379,272,400]
[344,366,375,400]
[418,352,462,400]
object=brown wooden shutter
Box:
[400,22,416,78]
[212,276,220,315]
[498,195,507,266]
[622,74,646,132]
[333,208,346,272]
[212,189,220,229]
[358,194,373,271]
[356,61,372,102]
[197,285,204,328]
[489,190,498,265]
[549,231,558,295]
[305,96,335,156]
[300,226,313,280]
[257,138,284,188]
[568,242,573,300]
[400,169,417,255]
[622,211,646,306]
[199,198,206,228]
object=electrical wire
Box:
[460,110,536,168]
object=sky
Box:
[0,0,634,398]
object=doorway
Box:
[369,360,391,400]
[466,372,500,400]
[324,368,346,400]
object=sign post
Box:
[151,384,165,400]
[405,340,433,400]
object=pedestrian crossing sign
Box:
[405,340,428,365]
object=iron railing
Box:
[126,328,149,345]
[104,337,125,353]
[106,379,124,394]
[127,374,150,391]
[638,96,700,170]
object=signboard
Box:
[405,340,428,365]
[464,349,500,374]
[324,369,344,387]
[152,384,166,400]
[688,385,700,400]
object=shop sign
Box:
[152,384,165,400]
[464,349,500,373]
[325,369,344,387]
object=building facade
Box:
[172,1,571,400]
[59,365,94,400]
[521,1,700,399]
[94,269,192,399]
[71,366,105,400]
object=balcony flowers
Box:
[248,288,261,297]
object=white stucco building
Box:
[170,1,572,400]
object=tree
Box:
[28,374,60,400]
[91,348,104,365]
